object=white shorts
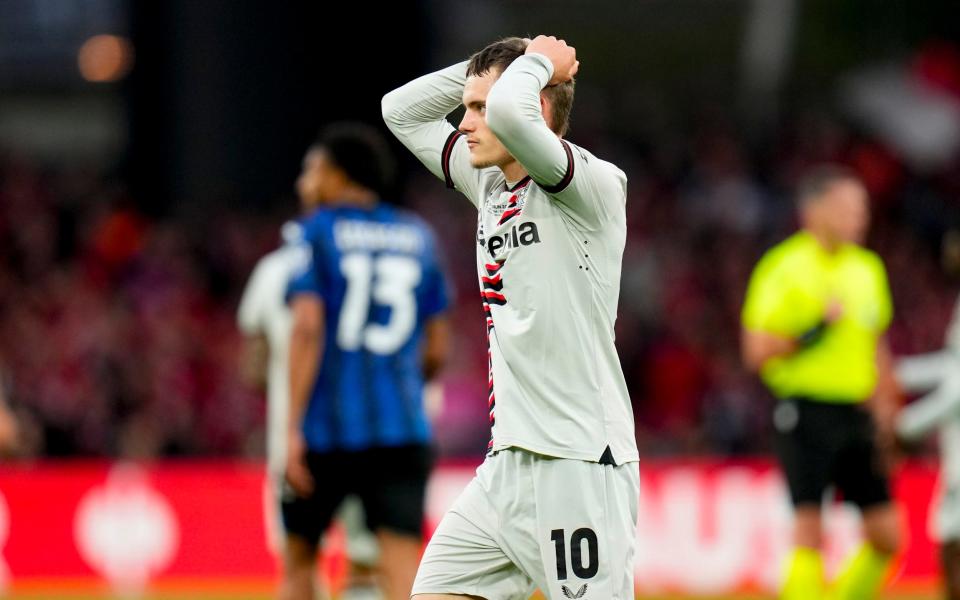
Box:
[413,448,639,600]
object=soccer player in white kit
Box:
[896,293,960,599]
[238,219,304,519]
[383,35,640,600]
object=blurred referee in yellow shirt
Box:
[741,165,901,600]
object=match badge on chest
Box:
[486,184,531,221]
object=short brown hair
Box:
[795,164,861,208]
[466,37,575,137]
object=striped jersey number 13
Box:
[337,253,421,355]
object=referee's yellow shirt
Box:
[741,231,893,402]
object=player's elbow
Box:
[742,350,763,373]
[381,89,404,129]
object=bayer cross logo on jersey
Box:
[561,583,588,598]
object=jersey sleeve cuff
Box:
[519,53,554,89]
[539,140,575,194]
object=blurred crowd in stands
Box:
[1,101,959,459]
[0,158,275,457]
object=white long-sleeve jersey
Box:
[382,54,638,464]
[897,294,960,541]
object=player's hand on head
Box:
[285,430,314,497]
[525,35,578,86]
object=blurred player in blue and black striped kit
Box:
[281,123,451,600]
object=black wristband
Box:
[797,320,829,347]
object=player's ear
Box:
[329,164,350,191]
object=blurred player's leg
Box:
[353,445,433,600]
[827,423,900,600]
[775,400,829,600]
[944,539,960,600]
[782,507,825,600]
[827,504,899,600]
[263,476,285,556]
[377,529,421,600]
[362,445,432,600]
[337,496,382,600]
[281,450,348,600]
[340,496,380,566]
[281,535,319,600]
[828,545,891,600]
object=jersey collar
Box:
[506,176,532,193]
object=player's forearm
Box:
[897,372,960,440]
[382,61,469,181]
[288,328,320,432]
[288,297,323,433]
[897,350,954,393]
[741,329,798,371]
[486,53,569,184]
[382,61,468,138]
[422,316,450,381]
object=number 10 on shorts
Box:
[550,528,598,580]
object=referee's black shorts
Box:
[281,444,432,546]
[773,397,891,509]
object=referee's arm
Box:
[741,252,804,372]
[741,302,842,372]
[740,252,842,371]
[741,329,798,372]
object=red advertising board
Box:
[0,459,943,595]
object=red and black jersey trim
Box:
[507,175,532,192]
[479,261,507,455]
[482,263,506,303]
[441,130,464,189]
[539,140,575,194]
[482,291,507,306]
[498,194,522,226]
[481,273,503,291]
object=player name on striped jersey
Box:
[334,219,424,253]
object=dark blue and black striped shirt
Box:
[287,202,449,452]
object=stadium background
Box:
[0,0,959,598]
